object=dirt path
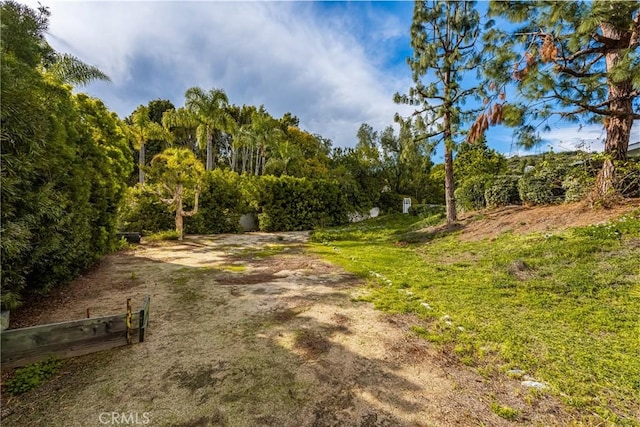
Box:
[1,233,570,426]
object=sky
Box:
[24,0,636,161]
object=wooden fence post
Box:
[126,298,132,345]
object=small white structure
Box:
[348,207,380,223]
[402,198,412,214]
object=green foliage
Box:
[616,159,640,197]
[491,403,519,421]
[118,185,174,233]
[6,357,61,395]
[145,230,181,242]
[309,209,640,423]
[574,210,640,240]
[454,139,508,186]
[517,174,561,205]
[484,1,639,164]
[562,176,591,203]
[185,169,248,234]
[0,2,132,308]
[378,192,403,214]
[256,176,349,232]
[454,176,487,212]
[485,176,521,208]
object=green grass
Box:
[309,210,640,425]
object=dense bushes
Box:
[118,185,174,233]
[485,176,520,208]
[256,176,349,231]
[454,177,487,212]
[120,171,350,234]
[185,169,250,234]
[1,3,132,308]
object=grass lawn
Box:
[309,209,640,425]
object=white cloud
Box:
[26,0,414,148]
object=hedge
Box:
[485,176,521,208]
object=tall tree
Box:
[395,0,482,224]
[183,86,235,171]
[481,0,640,197]
[124,105,172,185]
[146,148,204,240]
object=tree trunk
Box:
[139,141,145,185]
[175,184,184,240]
[206,131,213,171]
[444,140,456,224]
[443,66,456,225]
[593,21,635,198]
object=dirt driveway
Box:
[1,233,569,426]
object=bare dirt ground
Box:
[421,199,640,242]
[2,232,576,427]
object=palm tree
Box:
[45,53,110,86]
[124,105,173,185]
[182,87,235,171]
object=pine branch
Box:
[554,65,605,79]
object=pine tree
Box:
[395,0,482,224]
[481,0,640,198]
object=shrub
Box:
[485,176,521,208]
[409,204,445,218]
[185,169,249,235]
[518,173,564,205]
[455,177,487,212]
[256,176,349,231]
[616,160,640,197]
[6,357,61,395]
[562,176,592,202]
[378,192,403,214]
[118,185,174,234]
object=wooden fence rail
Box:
[1,296,150,369]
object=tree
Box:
[183,86,235,171]
[482,0,640,198]
[395,0,482,224]
[146,148,205,240]
[454,136,507,186]
[123,105,172,185]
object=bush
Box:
[518,173,564,205]
[409,204,445,218]
[185,169,249,234]
[256,176,349,231]
[6,357,61,395]
[562,176,592,202]
[485,176,521,208]
[616,160,640,197]
[378,192,403,214]
[455,177,487,212]
[118,185,174,234]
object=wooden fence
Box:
[1,296,150,369]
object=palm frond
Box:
[46,53,110,85]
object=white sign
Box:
[402,198,411,214]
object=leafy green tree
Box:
[183,87,235,171]
[395,0,482,224]
[124,105,173,185]
[146,148,205,240]
[145,99,176,161]
[482,0,640,197]
[454,137,507,186]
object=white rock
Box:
[521,380,548,390]
[421,302,432,310]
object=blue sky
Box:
[26,0,626,161]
